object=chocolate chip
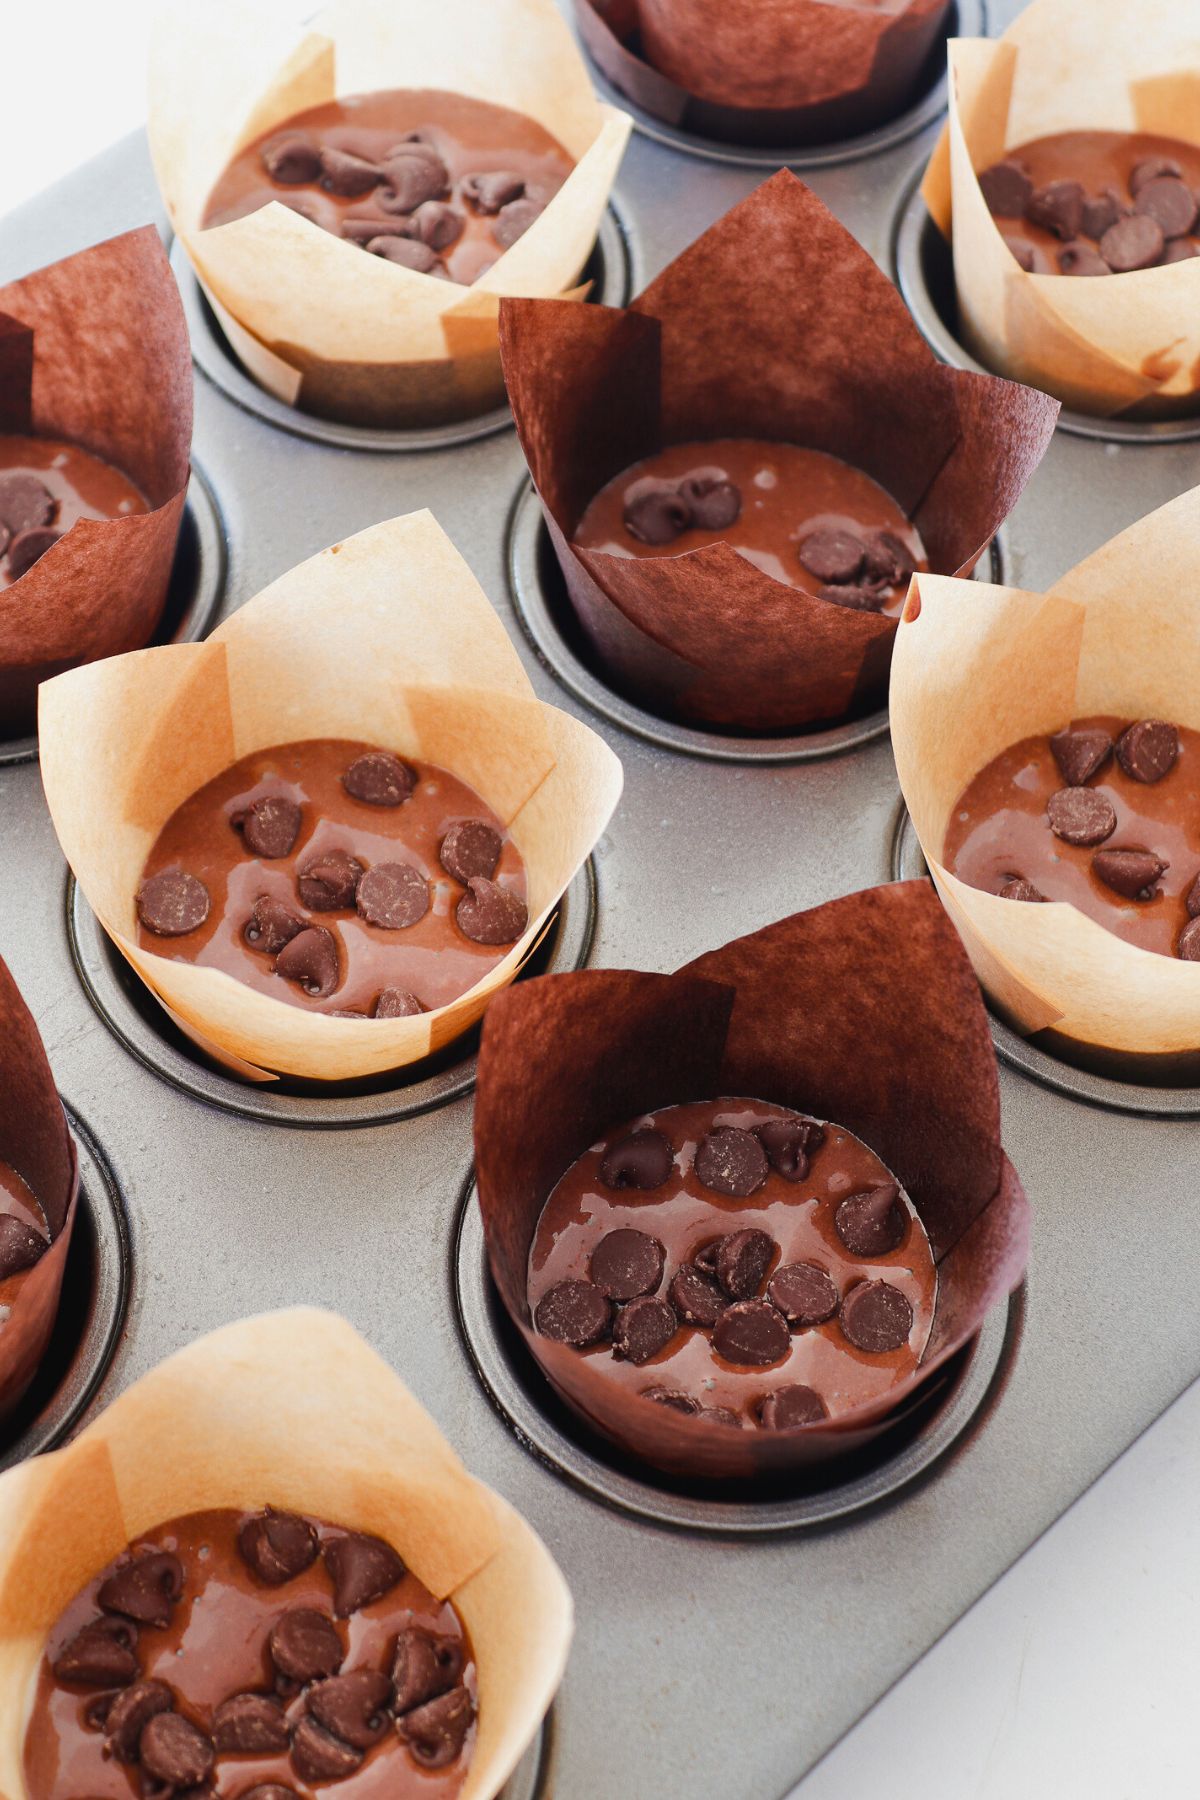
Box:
[1115,719,1179,783]
[590,1228,665,1301]
[291,1715,364,1781]
[756,1115,824,1181]
[767,1261,839,1327]
[269,1609,343,1684]
[642,1386,700,1414]
[324,1532,405,1617]
[977,158,1032,218]
[612,1294,678,1365]
[694,1126,768,1198]
[0,1213,47,1278]
[236,796,302,859]
[699,1405,742,1429]
[998,877,1046,902]
[53,1616,139,1687]
[1100,212,1165,271]
[237,1508,318,1585]
[244,896,306,955]
[102,1680,174,1760]
[677,467,741,531]
[1178,917,1200,961]
[463,170,525,214]
[297,849,364,910]
[136,870,210,937]
[798,526,865,585]
[1027,179,1085,240]
[713,1298,790,1367]
[377,147,449,213]
[840,1280,913,1353]
[493,198,545,249]
[212,1692,290,1753]
[534,1278,612,1346]
[758,1384,828,1428]
[0,472,54,535]
[318,146,380,197]
[1187,873,1200,919]
[835,1182,906,1256]
[7,525,59,579]
[863,531,916,587]
[1003,235,1037,272]
[599,1128,674,1190]
[407,200,464,250]
[276,926,340,998]
[140,1713,214,1788]
[342,217,389,243]
[397,1685,474,1768]
[98,1552,184,1629]
[1162,240,1200,263]
[1092,847,1169,900]
[373,988,425,1018]
[668,1263,728,1327]
[367,235,440,271]
[1131,156,1182,195]
[308,1670,393,1748]
[356,862,429,930]
[715,1228,775,1299]
[1081,188,1123,239]
[1051,726,1113,786]
[391,1629,464,1715]
[440,821,502,884]
[263,136,321,184]
[817,581,890,612]
[343,751,416,808]
[693,1240,721,1276]
[456,876,528,945]
[1058,241,1111,276]
[623,477,691,545]
[1046,786,1117,847]
[1135,176,1198,239]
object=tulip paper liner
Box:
[500,171,1059,732]
[148,0,631,428]
[0,228,191,735]
[892,483,1200,1068]
[474,883,1029,1481]
[37,510,623,1084]
[0,1309,572,1800]
[922,0,1200,417]
[0,953,78,1424]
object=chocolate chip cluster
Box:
[0,1211,48,1282]
[622,467,743,545]
[796,523,916,613]
[0,472,61,582]
[980,154,1200,275]
[534,1118,917,1429]
[53,1509,474,1781]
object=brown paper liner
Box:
[891,483,1200,1067]
[0,228,192,736]
[921,0,1200,417]
[500,171,1058,732]
[575,0,952,146]
[0,953,78,1424]
[148,0,631,428]
[0,1309,572,1799]
[473,883,1029,1481]
[37,510,622,1084]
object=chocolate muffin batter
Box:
[0,1162,49,1328]
[135,740,528,1016]
[945,715,1200,960]
[203,89,575,285]
[977,132,1200,277]
[24,1507,475,1800]
[529,1099,936,1427]
[572,440,927,616]
[0,437,148,591]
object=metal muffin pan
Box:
[4,1,1200,1791]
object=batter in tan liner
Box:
[0,437,148,592]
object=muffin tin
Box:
[3,1,1200,1793]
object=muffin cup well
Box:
[500,171,1058,732]
[0,228,191,735]
[474,884,1029,1481]
[37,510,622,1083]
[892,484,1200,1067]
[0,1308,572,1800]
[148,0,631,428]
[922,0,1200,417]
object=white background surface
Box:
[5,7,1197,1798]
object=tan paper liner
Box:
[891,482,1200,1071]
[0,228,191,736]
[0,952,78,1424]
[473,883,1029,1481]
[147,0,631,428]
[500,171,1059,732]
[922,0,1200,417]
[37,509,623,1084]
[576,0,951,146]
[0,1308,572,1799]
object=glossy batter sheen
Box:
[529,1099,937,1422]
[944,715,1200,958]
[24,1508,474,1800]
[0,436,148,591]
[572,439,927,615]
[0,1162,48,1323]
[136,739,526,1014]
